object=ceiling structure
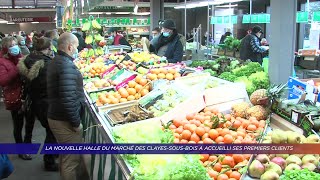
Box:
[0,0,58,8]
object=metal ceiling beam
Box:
[0,8,56,12]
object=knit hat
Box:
[161,19,176,30]
[252,26,263,34]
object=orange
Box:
[223,134,234,144]
[168,68,177,74]
[180,139,188,143]
[157,73,166,79]
[208,155,218,162]
[203,138,214,144]
[201,133,209,140]
[190,133,200,143]
[139,78,148,86]
[134,84,143,93]
[215,136,224,144]
[200,154,209,162]
[173,138,180,143]
[247,124,257,131]
[213,162,222,172]
[119,88,129,98]
[186,114,195,120]
[208,169,218,179]
[195,127,206,137]
[140,89,149,96]
[188,141,196,144]
[110,98,119,104]
[175,127,183,134]
[135,75,143,84]
[169,124,177,129]
[229,171,241,180]
[96,100,103,107]
[181,130,192,140]
[232,154,245,164]
[119,98,128,103]
[150,68,160,74]
[128,81,137,88]
[221,156,235,168]
[127,95,135,101]
[241,120,250,128]
[194,114,205,122]
[134,93,141,100]
[224,114,232,121]
[148,74,157,81]
[114,93,121,100]
[127,88,136,95]
[232,120,242,129]
[219,128,230,137]
[159,68,168,74]
[209,129,219,140]
[165,73,174,80]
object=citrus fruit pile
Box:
[146,68,181,81]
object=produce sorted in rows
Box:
[95,76,150,106]
[165,106,267,179]
[146,68,181,81]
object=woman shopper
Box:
[17,37,58,171]
[149,19,183,63]
[0,36,32,160]
[16,35,30,56]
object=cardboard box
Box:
[287,77,320,102]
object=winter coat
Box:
[47,50,85,127]
[17,52,51,104]
[0,52,23,111]
[150,33,183,63]
[239,34,267,64]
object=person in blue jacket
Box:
[150,19,183,63]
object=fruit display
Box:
[248,129,320,179]
[84,79,112,92]
[118,60,137,71]
[146,88,188,117]
[107,52,127,62]
[95,76,150,107]
[146,68,181,81]
[89,89,114,103]
[128,51,161,63]
[166,106,267,179]
[112,121,209,180]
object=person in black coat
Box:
[46,33,89,180]
[149,19,183,63]
[17,36,57,171]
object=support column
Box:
[150,0,164,30]
[269,0,297,84]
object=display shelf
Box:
[104,25,150,27]
[127,32,149,36]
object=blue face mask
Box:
[72,47,78,59]
[20,40,25,45]
[9,45,20,56]
[163,32,170,37]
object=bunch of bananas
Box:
[94,47,104,56]
[92,20,101,30]
[82,22,91,31]
[86,49,95,58]
[85,35,93,44]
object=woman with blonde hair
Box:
[15,35,30,56]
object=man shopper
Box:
[239,26,269,64]
[47,33,89,180]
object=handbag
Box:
[2,81,23,111]
[0,154,14,179]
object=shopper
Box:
[150,27,161,40]
[239,26,269,64]
[0,36,32,160]
[17,36,58,171]
[44,30,59,53]
[108,27,131,48]
[47,33,89,180]
[16,35,30,56]
[149,19,183,63]
[72,29,86,52]
[219,31,232,44]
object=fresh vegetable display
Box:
[280,169,320,180]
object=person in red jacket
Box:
[0,36,33,160]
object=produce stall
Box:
[76,18,320,180]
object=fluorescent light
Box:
[133,12,150,15]
[88,12,104,15]
[7,22,15,24]
[31,22,39,24]
[115,12,131,15]
[117,6,122,8]
[105,12,112,15]
[216,4,238,8]
[0,20,8,24]
[134,4,138,13]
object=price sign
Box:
[313,11,320,22]
[232,15,237,24]
[216,16,223,24]
[296,11,308,23]
[223,16,230,24]
[251,14,259,23]
[210,17,217,24]
[242,15,250,24]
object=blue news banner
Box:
[0,143,301,154]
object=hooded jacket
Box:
[17,52,51,103]
[46,50,85,127]
[0,52,23,110]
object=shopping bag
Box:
[0,154,14,179]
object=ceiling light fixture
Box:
[115,12,131,15]
[7,22,15,24]
[216,4,238,8]
[31,22,39,23]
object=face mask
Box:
[163,32,170,37]
[20,40,25,45]
[108,36,114,40]
[9,45,20,56]
[72,46,78,59]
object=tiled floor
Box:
[0,103,59,180]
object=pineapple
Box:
[250,89,268,106]
[231,102,251,118]
[246,105,268,120]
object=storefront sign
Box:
[296,11,308,23]
[211,16,237,25]
[242,15,250,24]
[313,11,320,22]
[69,17,150,27]
[10,17,52,23]
[251,14,259,23]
